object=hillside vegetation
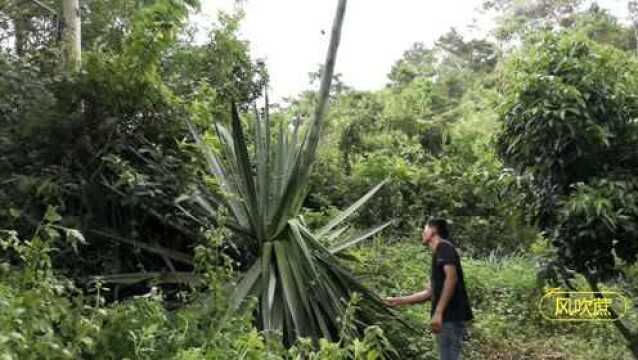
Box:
[1,0,638,359]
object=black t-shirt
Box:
[430,240,473,322]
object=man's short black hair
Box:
[426,218,449,239]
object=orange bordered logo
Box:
[538,288,628,321]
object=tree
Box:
[630,0,638,55]
[496,30,638,355]
[308,64,351,98]
[386,42,436,88]
[436,28,499,73]
[63,0,81,70]
[0,0,264,298]
[572,4,636,51]
[484,0,584,42]
[0,0,59,56]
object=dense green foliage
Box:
[2,221,635,359]
[496,27,638,355]
[497,31,638,228]
[0,219,398,359]
[1,0,638,358]
[0,0,265,289]
[497,28,638,286]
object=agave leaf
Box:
[273,240,309,336]
[333,251,360,262]
[285,240,322,338]
[273,120,285,199]
[270,288,285,334]
[214,123,237,161]
[90,229,192,264]
[266,120,289,230]
[324,225,349,243]
[288,219,320,278]
[263,93,272,220]
[269,160,306,239]
[230,260,261,312]
[296,220,333,254]
[187,121,249,227]
[89,272,199,285]
[214,121,258,231]
[229,103,263,241]
[309,296,334,340]
[286,120,303,176]
[254,107,270,234]
[260,242,275,329]
[316,252,417,332]
[316,179,388,238]
[329,220,393,254]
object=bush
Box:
[1,215,402,359]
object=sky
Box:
[194,0,631,102]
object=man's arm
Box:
[385,286,432,307]
[431,264,458,333]
[434,264,458,315]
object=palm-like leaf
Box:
[190,0,410,349]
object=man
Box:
[385,218,473,360]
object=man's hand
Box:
[431,312,443,334]
[384,296,404,307]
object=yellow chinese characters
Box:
[538,289,628,321]
[554,297,613,319]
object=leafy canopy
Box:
[497,30,638,279]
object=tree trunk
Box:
[585,275,638,358]
[14,12,28,56]
[63,0,81,71]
